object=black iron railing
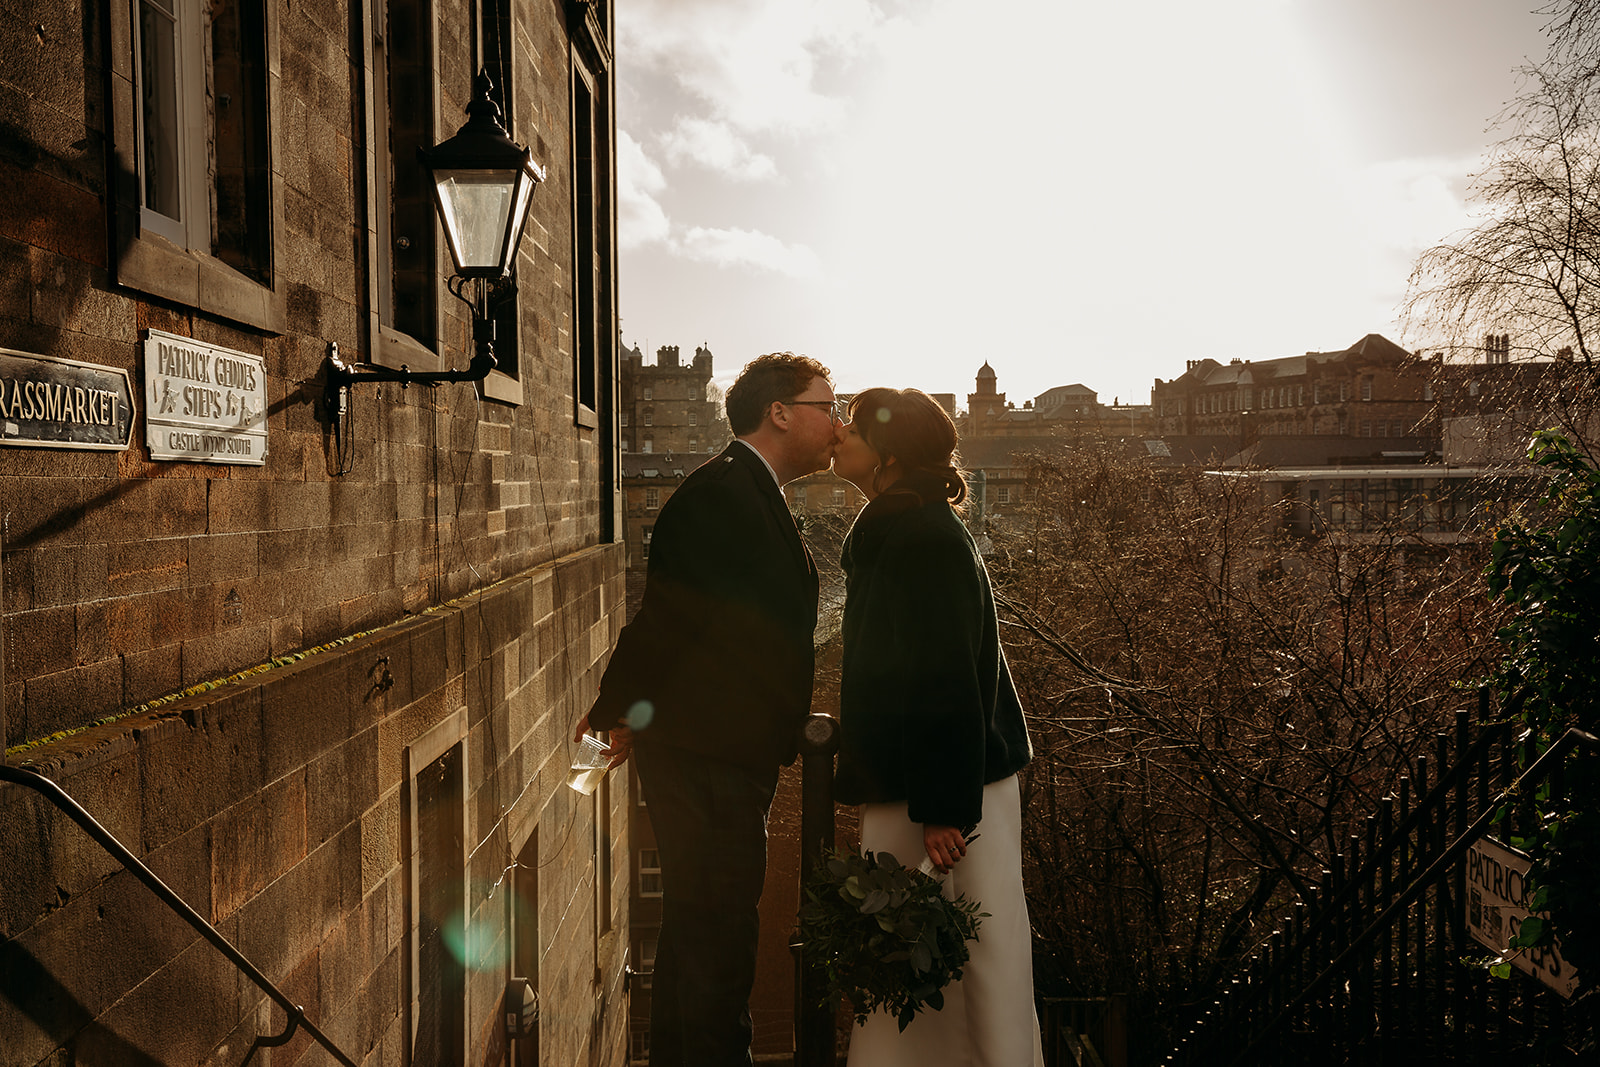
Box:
[1168,695,1597,1066]
[0,763,360,1067]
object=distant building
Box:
[617,342,732,617]
[620,342,728,457]
[1150,334,1436,466]
[964,363,1154,445]
[957,334,1561,539]
[957,365,1154,521]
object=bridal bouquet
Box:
[797,847,986,1031]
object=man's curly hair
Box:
[725,352,832,435]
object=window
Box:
[112,0,283,329]
[1361,420,1373,438]
[512,829,540,1065]
[643,387,653,401]
[639,849,663,897]
[645,488,660,509]
[643,411,653,427]
[997,486,1012,505]
[620,412,629,427]
[1361,376,1374,401]
[636,937,658,990]
[689,436,699,451]
[792,486,807,507]
[620,440,629,452]
[832,487,845,505]
[571,40,615,429]
[642,438,653,454]
[688,410,697,426]
[404,710,469,1066]
[1339,382,1350,402]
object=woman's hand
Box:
[923,823,968,874]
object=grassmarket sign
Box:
[0,347,135,451]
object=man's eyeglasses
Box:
[784,399,842,422]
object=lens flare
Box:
[625,699,655,730]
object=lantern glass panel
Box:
[433,168,519,271]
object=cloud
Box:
[674,226,822,278]
[618,131,670,250]
[618,0,892,135]
[660,118,779,181]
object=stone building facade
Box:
[618,343,727,459]
[1,2,630,1065]
[1149,333,1434,462]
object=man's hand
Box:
[602,725,633,768]
[572,715,634,768]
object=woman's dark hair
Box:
[725,352,833,435]
[846,387,968,505]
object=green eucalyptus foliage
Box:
[1485,430,1600,985]
[797,848,986,1032]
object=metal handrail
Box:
[0,764,359,1067]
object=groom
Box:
[575,351,839,1066]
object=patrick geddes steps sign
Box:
[143,329,268,465]
[1466,836,1578,998]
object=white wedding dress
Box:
[845,775,1046,1067]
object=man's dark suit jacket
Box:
[589,442,819,771]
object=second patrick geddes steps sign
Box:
[144,329,268,465]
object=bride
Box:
[829,386,1045,1067]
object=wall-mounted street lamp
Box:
[325,69,545,409]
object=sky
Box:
[614,0,1553,409]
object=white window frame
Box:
[638,849,663,898]
[133,0,205,247]
[113,0,286,330]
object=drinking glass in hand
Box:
[568,734,610,795]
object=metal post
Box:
[793,712,840,1067]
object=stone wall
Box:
[1,545,629,1066]
[0,0,629,1061]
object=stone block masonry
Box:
[0,543,628,1067]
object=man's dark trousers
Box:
[635,738,779,1067]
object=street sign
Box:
[0,347,135,451]
[144,329,268,465]
[1465,836,1578,998]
